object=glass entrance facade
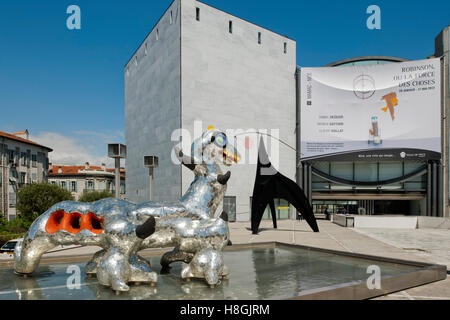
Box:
[250,198,291,221]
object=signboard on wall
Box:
[300,58,441,161]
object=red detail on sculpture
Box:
[45,211,104,234]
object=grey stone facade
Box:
[125,0,181,204]
[125,0,297,221]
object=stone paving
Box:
[352,228,450,268]
[228,219,450,300]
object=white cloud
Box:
[30,131,125,168]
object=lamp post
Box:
[108,143,126,199]
[144,156,159,201]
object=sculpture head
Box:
[176,128,240,217]
[175,128,240,176]
[191,127,240,168]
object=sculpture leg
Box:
[14,237,56,275]
[97,248,131,292]
[160,248,194,273]
[180,249,227,287]
[129,254,158,285]
[84,249,106,276]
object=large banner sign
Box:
[300,58,441,161]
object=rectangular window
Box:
[156,28,159,40]
[61,181,66,190]
[20,172,26,184]
[15,148,19,165]
[8,150,14,164]
[21,152,26,166]
[284,42,287,54]
[258,32,261,44]
[170,10,173,24]
[25,150,30,168]
[32,154,37,167]
[229,21,233,34]
[196,7,200,21]
[71,181,77,192]
[9,192,16,208]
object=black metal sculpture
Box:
[251,138,319,234]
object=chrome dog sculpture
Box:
[14,128,240,293]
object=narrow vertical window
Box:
[284,42,287,54]
[134,56,138,66]
[258,32,261,44]
[196,7,200,21]
[170,10,173,24]
[229,21,233,34]
[144,43,148,56]
[156,28,159,40]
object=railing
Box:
[82,189,124,194]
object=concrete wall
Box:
[180,0,297,221]
[435,27,450,218]
[125,0,182,204]
[354,216,418,229]
[417,216,450,229]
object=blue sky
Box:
[0,0,448,165]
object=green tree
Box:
[79,190,114,203]
[16,183,74,222]
[0,215,7,232]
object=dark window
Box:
[229,21,233,34]
[32,154,37,167]
[196,7,200,21]
[1,241,17,250]
[284,42,287,54]
[258,32,261,44]
[20,172,25,184]
[8,150,14,164]
[170,10,173,24]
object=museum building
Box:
[125,0,450,219]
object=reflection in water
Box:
[11,267,54,300]
[0,247,419,300]
[252,248,305,299]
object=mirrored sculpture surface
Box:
[14,128,240,292]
